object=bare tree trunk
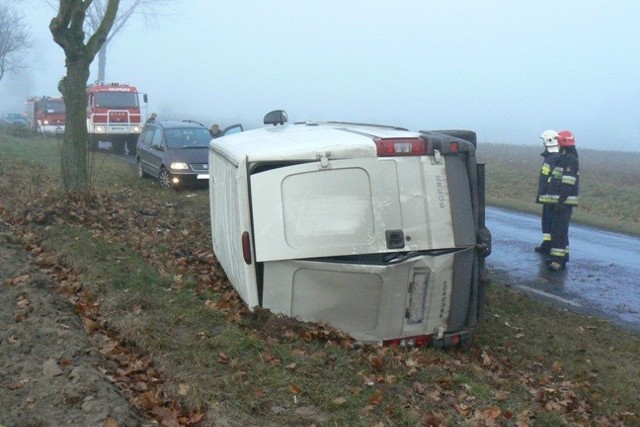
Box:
[97,43,107,82]
[50,0,120,197]
[59,58,91,194]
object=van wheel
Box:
[137,159,149,178]
[158,168,172,189]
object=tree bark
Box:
[59,59,91,193]
[50,0,120,196]
[97,43,107,82]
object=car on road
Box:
[1,113,29,128]
[136,120,242,189]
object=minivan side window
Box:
[142,128,155,144]
[151,127,164,148]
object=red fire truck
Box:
[86,82,147,155]
[24,96,66,135]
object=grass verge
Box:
[1,131,639,425]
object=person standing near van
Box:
[535,130,561,254]
[210,124,222,138]
[545,130,579,271]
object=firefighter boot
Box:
[547,257,566,272]
[534,242,551,254]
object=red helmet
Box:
[557,130,575,148]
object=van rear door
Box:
[249,156,467,262]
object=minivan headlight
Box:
[170,162,189,170]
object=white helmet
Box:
[540,130,559,152]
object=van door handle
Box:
[385,230,405,249]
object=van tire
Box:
[158,168,172,189]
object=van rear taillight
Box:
[374,138,427,157]
[242,231,252,264]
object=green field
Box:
[1,130,639,426]
[477,143,640,236]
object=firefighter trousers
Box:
[549,204,573,264]
[540,204,554,245]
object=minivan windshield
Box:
[165,128,212,148]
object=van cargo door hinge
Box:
[431,149,443,165]
[317,152,331,169]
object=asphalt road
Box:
[486,206,640,335]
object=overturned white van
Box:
[209,110,491,346]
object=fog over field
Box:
[2,0,640,152]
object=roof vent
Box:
[263,110,288,126]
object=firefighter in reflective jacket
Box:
[535,130,561,254]
[541,130,579,271]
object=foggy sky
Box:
[3,0,640,151]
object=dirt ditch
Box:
[0,220,146,427]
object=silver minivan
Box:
[136,120,242,189]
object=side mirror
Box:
[263,110,288,126]
[143,94,148,103]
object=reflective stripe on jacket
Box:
[536,151,560,204]
[540,150,579,206]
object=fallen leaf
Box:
[369,356,384,371]
[104,417,119,427]
[83,318,99,334]
[290,383,302,395]
[413,382,427,395]
[5,274,26,286]
[368,389,383,405]
[186,412,205,424]
[217,352,229,365]
[333,397,347,405]
[178,383,191,396]
[6,383,24,390]
[495,390,509,401]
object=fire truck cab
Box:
[86,82,147,155]
[24,96,66,135]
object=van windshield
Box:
[165,128,212,148]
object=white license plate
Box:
[197,174,210,180]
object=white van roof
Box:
[210,122,422,164]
